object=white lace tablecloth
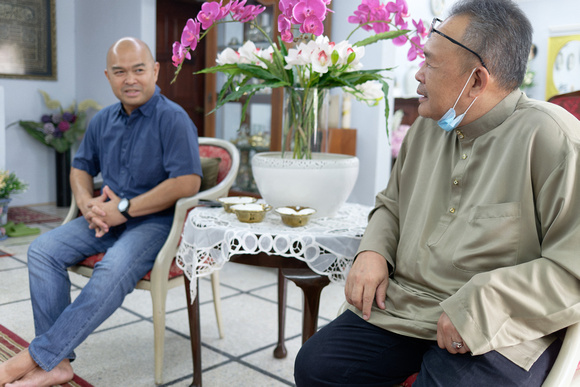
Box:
[176,202,371,298]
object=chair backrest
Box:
[199,143,233,184]
[197,137,240,196]
[548,90,580,120]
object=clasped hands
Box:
[81,185,128,238]
[344,251,470,354]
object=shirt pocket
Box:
[452,202,521,273]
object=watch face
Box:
[118,198,129,212]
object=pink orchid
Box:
[279,0,301,21]
[387,0,409,28]
[392,33,408,47]
[227,0,264,22]
[413,18,428,38]
[348,10,373,31]
[197,1,223,30]
[349,0,391,33]
[386,0,409,17]
[278,14,294,43]
[181,19,201,50]
[299,15,325,35]
[292,0,327,24]
[172,41,191,67]
[407,36,424,61]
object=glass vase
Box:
[0,198,11,226]
[282,87,329,159]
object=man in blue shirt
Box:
[0,37,202,386]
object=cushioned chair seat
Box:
[76,253,184,281]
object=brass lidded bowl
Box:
[218,196,258,213]
[231,203,272,223]
[275,206,316,227]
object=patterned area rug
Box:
[0,250,12,258]
[0,325,93,387]
[7,207,63,224]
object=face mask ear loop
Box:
[463,96,478,115]
[452,67,478,110]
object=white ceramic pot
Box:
[251,152,359,217]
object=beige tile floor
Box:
[0,204,347,386]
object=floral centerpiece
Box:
[16,91,101,154]
[0,170,28,227]
[0,170,28,200]
[172,0,427,159]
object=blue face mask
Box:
[438,68,479,132]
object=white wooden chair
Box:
[63,137,239,384]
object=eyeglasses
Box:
[429,18,490,74]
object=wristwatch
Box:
[118,198,132,219]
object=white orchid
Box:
[216,47,240,65]
[350,81,384,106]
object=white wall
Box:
[1,0,577,206]
[0,0,77,206]
[0,0,156,206]
[515,0,580,99]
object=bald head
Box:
[106,37,155,69]
[104,37,159,115]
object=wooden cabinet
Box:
[203,0,284,151]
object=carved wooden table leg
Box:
[282,268,331,343]
[274,269,288,358]
[185,278,202,387]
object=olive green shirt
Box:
[350,90,580,370]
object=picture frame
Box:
[0,0,57,80]
[545,27,580,100]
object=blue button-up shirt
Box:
[73,86,202,223]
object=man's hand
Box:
[344,251,389,320]
[437,312,470,354]
[83,186,128,237]
[78,191,108,237]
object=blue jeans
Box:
[27,216,171,371]
[294,310,562,387]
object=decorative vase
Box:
[282,87,329,159]
[55,150,72,207]
[251,152,359,218]
[0,198,11,225]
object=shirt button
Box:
[453,179,459,185]
[462,154,468,160]
[449,207,456,213]
[456,130,465,139]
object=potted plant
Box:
[0,170,29,231]
[13,91,101,206]
[171,0,427,216]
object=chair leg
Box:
[150,287,168,385]
[210,271,225,338]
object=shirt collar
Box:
[456,89,522,141]
[114,85,161,118]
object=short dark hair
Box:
[449,0,532,91]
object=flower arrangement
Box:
[16,91,101,154]
[0,170,28,200]
[172,0,427,159]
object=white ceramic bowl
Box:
[218,196,258,213]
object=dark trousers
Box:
[294,310,562,387]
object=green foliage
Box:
[0,170,28,199]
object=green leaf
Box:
[211,80,289,114]
[378,79,391,139]
[353,30,409,47]
[236,63,283,82]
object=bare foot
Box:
[5,359,73,387]
[0,349,37,386]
